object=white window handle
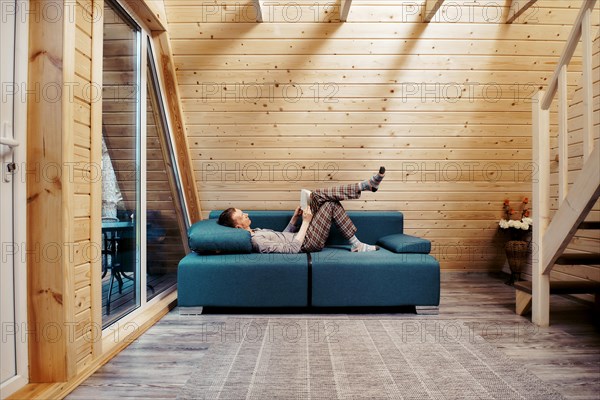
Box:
[0,137,19,148]
[1,122,19,148]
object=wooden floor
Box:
[68,272,600,399]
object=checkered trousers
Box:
[301,184,362,252]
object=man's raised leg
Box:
[301,201,357,252]
[309,167,386,209]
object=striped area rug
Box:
[178,318,564,399]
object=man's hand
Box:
[302,206,313,222]
[291,206,303,225]
[294,206,313,246]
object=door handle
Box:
[0,136,19,147]
[1,122,19,148]
[1,122,19,180]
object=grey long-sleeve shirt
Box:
[250,222,301,254]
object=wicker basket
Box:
[505,240,529,284]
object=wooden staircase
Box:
[528,0,600,327]
[515,219,600,316]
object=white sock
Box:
[349,235,378,252]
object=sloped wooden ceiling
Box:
[163,0,599,271]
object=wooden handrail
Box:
[541,0,596,110]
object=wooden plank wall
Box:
[73,0,96,374]
[164,0,598,270]
[546,31,600,296]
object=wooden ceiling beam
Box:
[254,0,263,22]
[340,0,353,22]
[424,0,445,23]
[506,0,538,24]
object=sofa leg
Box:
[179,306,203,315]
[415,306,439,315]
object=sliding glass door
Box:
[100,0,187,328]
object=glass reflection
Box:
[145,44,186,301]
[101,0,140,328]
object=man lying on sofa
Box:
[217,167,386,254]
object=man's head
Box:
[217,208,251,230]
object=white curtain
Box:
[101,137,123,220]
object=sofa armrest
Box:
[376,233,431,254]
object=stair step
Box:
[578,221,600,230]
[555,253,600,265]
[514,280,600,295]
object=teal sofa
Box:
[177,211,440,314]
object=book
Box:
[300,189,312,209]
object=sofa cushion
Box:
[178,252,309,307]
[188,219,252,254]
[310,247,440,307]
[326,211,404,245]
[376,233,431,254]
